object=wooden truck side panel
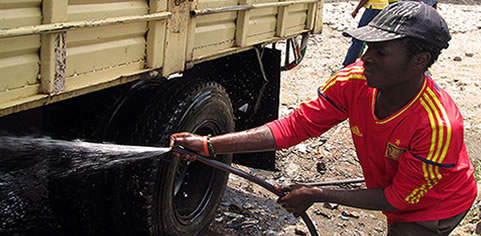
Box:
[0,0,323,117]
[0,0,42,111]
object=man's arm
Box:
[352,0,369,18]
[170,125,276,157]
[276,184,397,217]
[209,125,276,154]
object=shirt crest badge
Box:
[385,141,406,161]
[351,126,363,137]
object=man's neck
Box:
[375,73,425,120]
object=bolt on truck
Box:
[0,0,324,234]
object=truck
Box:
[0,0,324,235]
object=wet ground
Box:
[0,137,171,235]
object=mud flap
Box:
[231,48,280,170]
[184,48,281,170]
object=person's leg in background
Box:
[342,8,381,67]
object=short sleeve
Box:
[266,64,368,149]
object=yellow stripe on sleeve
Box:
[419,97,437,162]
[423,93,444,164]
[321,66,364,92]
[422,162,428,178]
[426,88,452,164]
[404,95,447,204]
[435,166,442,181]
[321,69,366,93]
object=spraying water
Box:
[0,136,171,174]
[0,136,172,235]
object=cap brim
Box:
[342,25,405,42]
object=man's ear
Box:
[412,52,431,70]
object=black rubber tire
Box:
[133,80,235,235]
[43,79,234,235]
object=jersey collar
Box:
[371,76,427,124]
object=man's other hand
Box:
[275,184,322,217]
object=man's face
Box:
[361,39,413,89]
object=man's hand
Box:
[351,8,360,18]
[170,132,206,161]
[275,184,322,217]
[352,0,369,18]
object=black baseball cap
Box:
[343,1,451,49]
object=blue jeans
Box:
[342,8,382,67]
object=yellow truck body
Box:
[0,0,323,117]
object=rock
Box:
[226,214,246,229]
[342,210,360,219]
[228,203,243,213]
[316,162,327,174]
[286,215,297,225]
[465,52,475,57]
[263,230,278,236]
[280,107,293,117]
[453,56,463,62]
[240,219,259,229]
[476,222,481,235]
[313,209,331,219]
[323,202,339,210]
[221,201,231,207]
[244,184,255,193]
[295,228,307,236]
[224,212,243,218]
[310,138,327,147]
[340,215,350,221]
[242,202,255,210]
[297,144,307,153]
[286,162,300,178]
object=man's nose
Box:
[360,48,373,63]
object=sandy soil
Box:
[208,1,481,235]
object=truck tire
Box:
[43,79,234,235]
[127,80,234,235]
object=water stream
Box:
[0,136,172,234]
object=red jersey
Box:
[267,61,477,223]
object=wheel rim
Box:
[172,120,224,225]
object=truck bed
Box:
[0,0,323,117]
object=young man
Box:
[342,0,388,67]
[171,2,477,235]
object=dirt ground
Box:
[207,1,481,235]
